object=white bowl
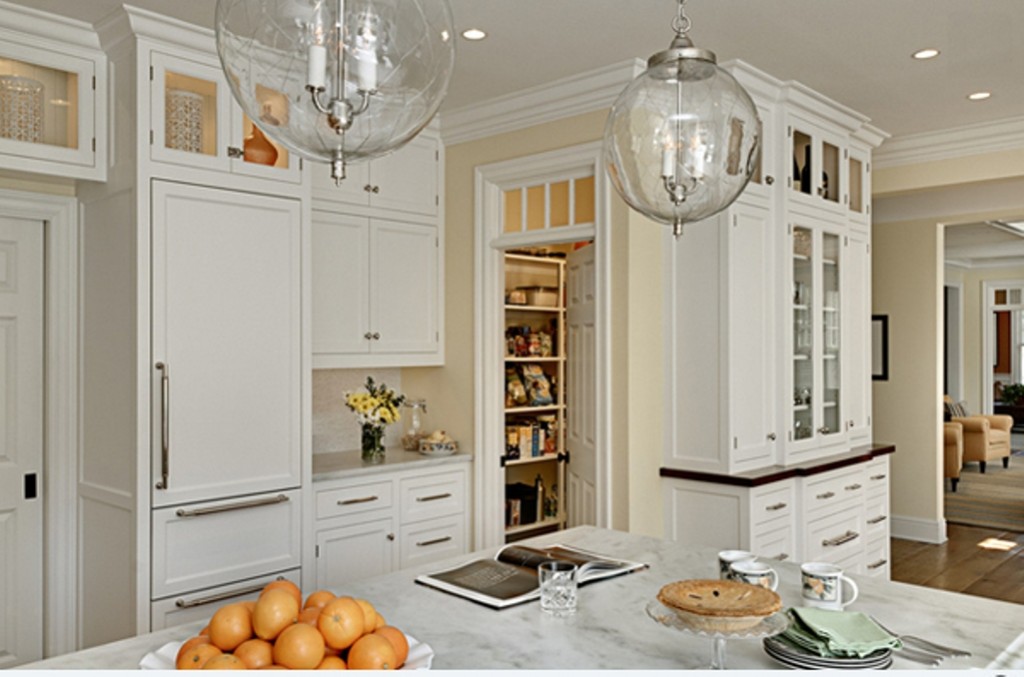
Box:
[419,441,457,457]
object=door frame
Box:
[0,188,79,657]
[473,141,612,548]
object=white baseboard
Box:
[890,514,947,544]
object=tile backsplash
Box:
[313,369,403,454]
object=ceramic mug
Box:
[801,562,859,609]
[730,558,779,591]
[717,549,755,580]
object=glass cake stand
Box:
[646,599,789,669]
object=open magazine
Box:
[414,543,648,609]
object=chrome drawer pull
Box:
[844,483,862,491]
[155,362,170,490]
[870,474,887,481]
[867,558,888,570]
[416,493,452,503]
[339,495,379,506]
[822,530,859,547]
[816,491,835,500]
[765,502,788,512]
[174,576,283,608]
[772,553,789,562]
[867,515,887,525]
[176,494,288,518]
[416,536,452,547]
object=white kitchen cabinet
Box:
[150,568,301,631]
[846,142,872,232]
[311,462,469,589]
[150,181,302,507]
[149,50,301,184]
[312,134,440,218]
[0,3,106,180]
[786,112,847,219]
[311,211,441,368]
[844,232,872,446]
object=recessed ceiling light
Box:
[461,28,487,41]
[912,48,940,60]
[967,91,991,101]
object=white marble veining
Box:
[312,447,472,482]
[22,527,1024,670]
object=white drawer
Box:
[865,456,890,496]
[751,481,795,525]
[398,514,467,571]
[149,568,300,631]
[315,478,394,521]
[152,489,301,599]
[804,505,864,564]
[863,538,890,579]
[864,493,889,541]
[750,519,796,564]
[399,469,466,524]
[802,465,866,516]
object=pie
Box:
[657,579,781,631]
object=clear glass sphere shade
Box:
[215,0,455,164]
[603,59,762,227]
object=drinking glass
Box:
[539,560,577,616]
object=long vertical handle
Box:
[155,362,169,490]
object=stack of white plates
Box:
[763,635,893,670]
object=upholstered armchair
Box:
[943,422,963,491]
[956,414,1012,472]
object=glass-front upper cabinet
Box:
[847,145,871,228]
[788,115,846,216]
[150,51,300,183]
[789,222,845,455]
[0,39,105,180]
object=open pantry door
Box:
[565,242,597,526]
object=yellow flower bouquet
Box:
[345,377,405,462]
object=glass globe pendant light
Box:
[215,0,455,184]
[603,0,761,237]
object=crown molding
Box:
[874,115,1024,169]
[0,0,100,52]
[440,59,644,146]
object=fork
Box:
[870,616,972,659]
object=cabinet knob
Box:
[364,332,373,340]
[372,185,380,194]
[372,332,381,340]
[227,146,244,159]
[386,533,395,541]
[766,432,777,441]
[765,175,775,186]
[363,184,373,193]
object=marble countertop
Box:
[23,526,1024,670]
[312,447,472,482]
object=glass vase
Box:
[361,424,386,463]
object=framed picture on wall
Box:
[872,315,889,381]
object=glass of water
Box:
[539,560,578,616]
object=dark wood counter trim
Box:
[659,443,895,487]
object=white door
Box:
[565,243,597,527]
[0,216,44,667]
[151,182,302,507]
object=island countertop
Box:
[22,526,1024,670]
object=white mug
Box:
[801,562,859,610]
[717,549,755,580]
[730,559,779,591]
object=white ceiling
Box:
[946,221,1024,269]
[5,0,1024,140]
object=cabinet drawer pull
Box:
[816,491,835,500]
[174,577,283,608]
[416,536,452,547]
[176,494,288,518]
[867,515,887,525]
[867,558,888,570]
[844,483,862,491]
[772,553,789,562]
[416,492,452,503]
[822,530,859,547]
[765,502,788,512]
[870,474,887,481]
[155,362,170,490]
[339,495,379,506]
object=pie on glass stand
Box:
[657,579,782,632]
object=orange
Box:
[202,653,247,670]
[374,626,409,667]
[272,622,326,670]
[303,589,336,610]
[176,635,211,663]
[199,625,211,637]
[298,607,321,626]
[347,633,398,670]
[176,642,222,670]
[317,655,347,669]
[253,588,300,640]
[262,579,302,607]
[317,597,364,650]
[242,600,257,614]
[374,613,386,630]
[353,599,378,634]
[234,638,274,669]
[208,603,253,651]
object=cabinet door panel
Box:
[372,135,438,216]
[845,233,871,443]
[311,212,371,355]
[316,518,395,589]
[370,220,438,354]
[151,182,301,506]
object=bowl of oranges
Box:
[141,579,431,670]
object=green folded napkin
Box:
[781,607,902,658]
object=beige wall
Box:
[402,109,666,537]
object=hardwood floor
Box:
[890,523,1024,605]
